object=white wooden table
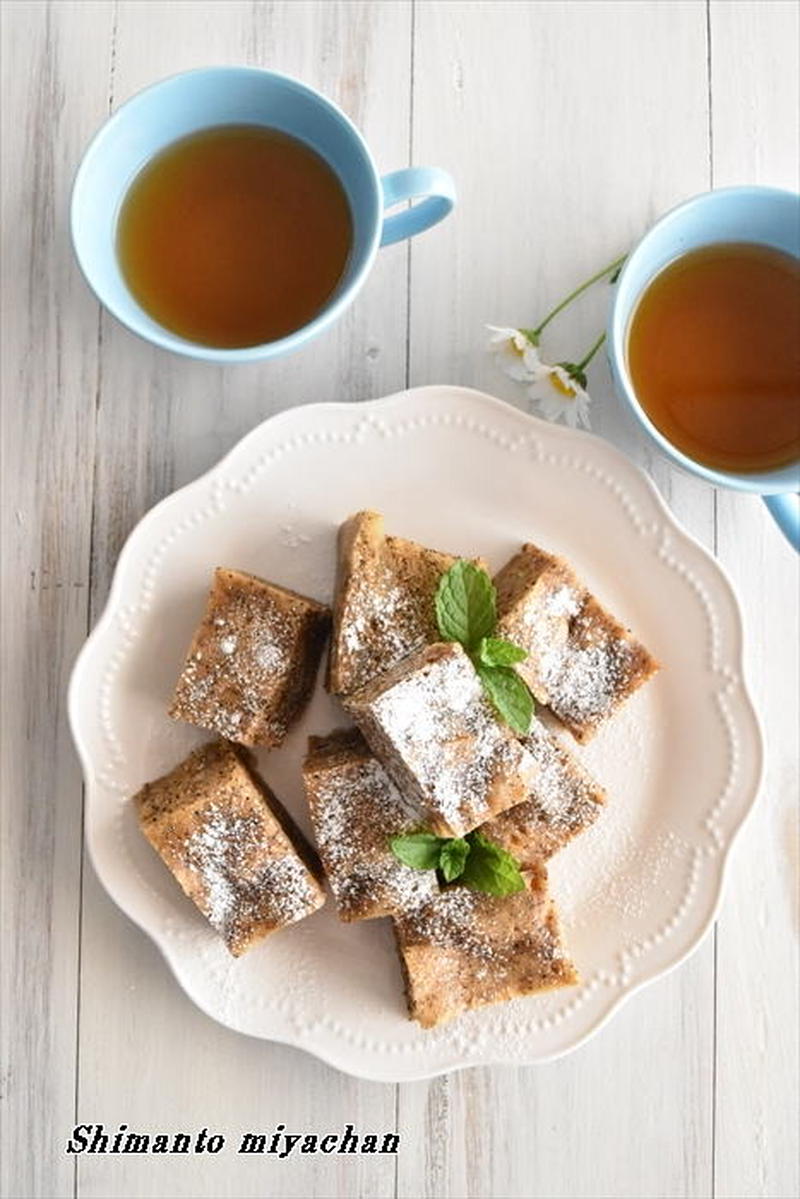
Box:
[2,3,798,1197]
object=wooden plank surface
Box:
[401,5,716,1198]
[78,3,410,1198]
[0,5,114,1198]
[1,3,797,1198]
[709,4,800,1198]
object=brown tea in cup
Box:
[627,243,800,473]
[117,125,353,349]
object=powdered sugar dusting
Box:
[340,578,430,688]
[536,585,579,621]
[528,583,641,727]
[396,883,569,999]
[308,755,437,918]
[331,516,460,696]
[545,694,673,931]
[256,856,321,924]
[400,887,491,958]
[481,717,604,865]
[358,646,536,836]
[497,546,657,740]
[180,803,320,951]
[522,719,602,827]
[170,570,327,746]
[255,642,283,671]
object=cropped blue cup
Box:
[608,187,800,551]
[71,66,455,362]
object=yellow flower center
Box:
[549,370,576,399]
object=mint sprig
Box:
[459,831,526,896]
[434,560,535,734]
[475,663,534,735]
[477,636,528,667]
[435,560,496,645]
[389,829,525,897]
[389,831,443,871]
[439,837,470,882]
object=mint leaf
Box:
[390,829,525,897]
[476,663,534,734]
[438,837,470,882]
[477,636,527,667]
[435,561,496,648]
[461,831,526,896]
[389,832,445,871]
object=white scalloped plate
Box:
[69,386,762,1079]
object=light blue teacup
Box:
[71,66,455,363]
[608,187,800,551]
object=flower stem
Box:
[575,331,606,371]
[531,253,627,338]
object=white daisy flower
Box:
[528,364,592,430]
[486,325,542,382]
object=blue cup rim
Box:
[607,185,800,494]
[70,65,383,362]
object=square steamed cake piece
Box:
[328,509,486,696]
[494,543,659,743]
[302,728,438,921]
[135,740,325,956]
[393,864,578,1028]
[170,567,330,747]
[480,716,606,866]
[345,642,539,838]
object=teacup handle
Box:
[763,493,800,552]
[380,168,456,247]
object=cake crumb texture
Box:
[393,865,578,1028]
[328,510,485,696]
[345,642,539,838]
[481,716,606,864]
[303,728,438,921]
[495,543,659,742]
[135,740,325,956]
[170,567,330,747]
